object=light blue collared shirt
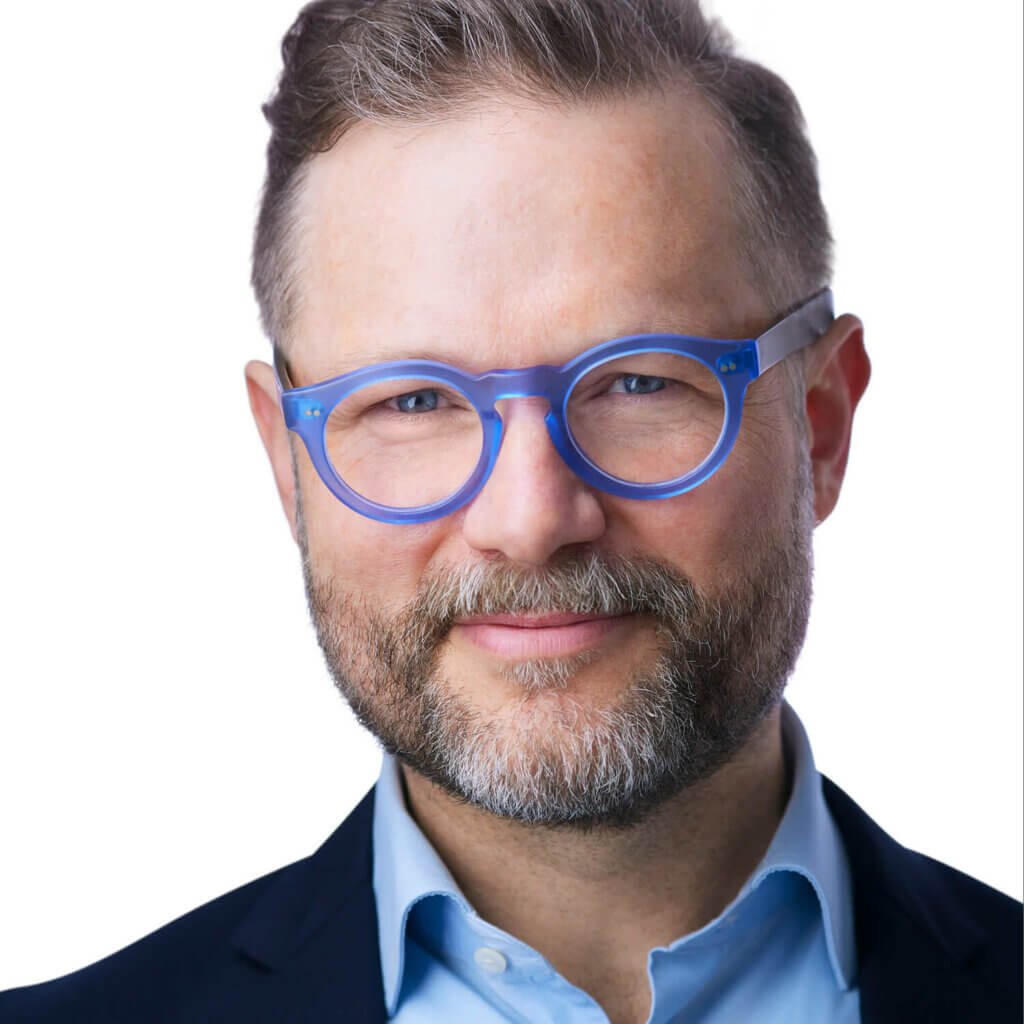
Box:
[372,700,861,1023]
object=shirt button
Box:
[473,947,509,975]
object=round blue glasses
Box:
[274,289,834,524]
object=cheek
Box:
[707,420,801,562]
[609,417,796,588]
[297,463,445,603]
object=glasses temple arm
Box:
[755,288,835,373]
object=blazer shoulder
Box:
[0,788,379,1024]
[0,860,298,1023]
[822,772,1021,930]
[822,773,1022,1022]
[911,845,1022,927]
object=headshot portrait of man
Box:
[1,1,1021,1023]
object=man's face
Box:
[268,89,816,827]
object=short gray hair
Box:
[252,0,832,353]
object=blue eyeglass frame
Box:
[274,288,834,524]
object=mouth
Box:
[451,612,634,658]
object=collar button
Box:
[473,946,508,975]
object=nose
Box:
[461,398,606,565]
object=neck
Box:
[399,705,790,1024]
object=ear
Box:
[245,360,300,544]
[803,313,871,524]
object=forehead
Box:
[290,88,768,380]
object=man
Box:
[1,1,1019,1022]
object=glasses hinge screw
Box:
[716,350,755,376]
[296,400,324,419]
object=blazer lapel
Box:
[230,788,387,1024]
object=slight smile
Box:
[452,613,634,658]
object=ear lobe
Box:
[244,359,300,543]
[804,314,871,524]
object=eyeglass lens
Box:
[322,352,726,509]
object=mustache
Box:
[410,549,706,632]
[358,548,726,692]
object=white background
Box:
[1,0,1020,990]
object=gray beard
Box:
[298,467,814,830]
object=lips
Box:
[452,612,620,628]
[451,612,633,658]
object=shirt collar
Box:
[372,699,857,1012]
[372,746,471,1014]
[742,700,858,990]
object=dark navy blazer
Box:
[1,776,1020,1023]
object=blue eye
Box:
[613,374,666,395]
[392,390,440,413]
